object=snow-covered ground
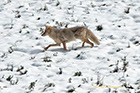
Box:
[0,0,140,93]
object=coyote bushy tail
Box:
[87,30,100,45]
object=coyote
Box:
[41,25,100,51]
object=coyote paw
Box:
[42,49,46,52]
[91,44,94,48]
[42,47,48,52]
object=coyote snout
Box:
[41,31,45,36]
[41,25,100,51]
[41,27,49,36]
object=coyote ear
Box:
[44,25,52,30]
[44,25,48,28]
[47,26,52,30]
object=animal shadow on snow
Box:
[48,46,94,52]
[13,48,43,54]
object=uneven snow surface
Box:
[0,0,140,93]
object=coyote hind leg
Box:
[82,41,86,47]
[86,39,94,47]
[81,39,94,47]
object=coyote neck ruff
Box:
[42,25,100,51]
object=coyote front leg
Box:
[44,43,60,51]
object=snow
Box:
[0,0,140,93]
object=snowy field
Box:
[0,0,140,93]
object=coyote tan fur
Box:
[41,25,100,51]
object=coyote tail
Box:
[87,30,100,45]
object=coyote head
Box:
[41,25,52,36]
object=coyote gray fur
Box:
[41,25,100,51]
